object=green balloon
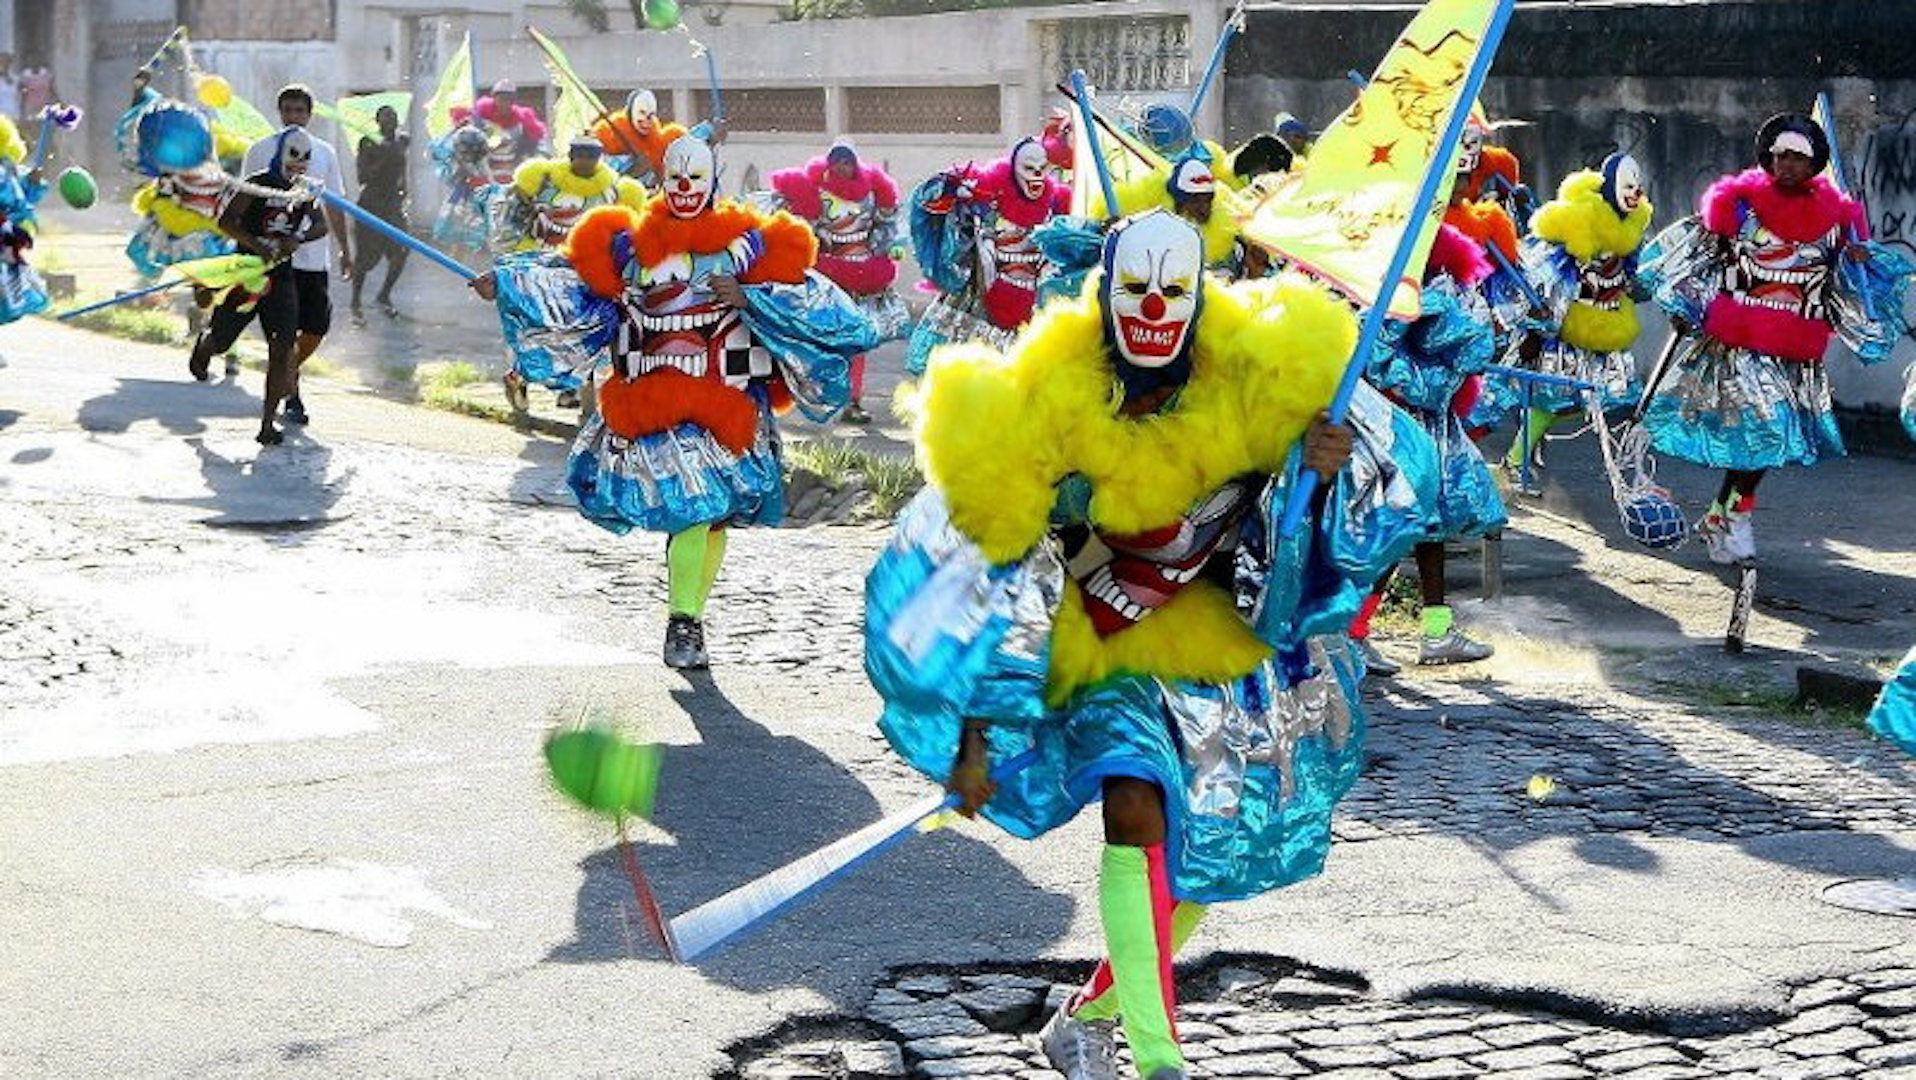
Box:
[544,727,662,818]
[643,0,681,30]
[56,166,96,210]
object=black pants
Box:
[352,205,411,306]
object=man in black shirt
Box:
[350,105,410,323]
[187,127,328,446]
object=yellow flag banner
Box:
[424,33,475,140]
[325,92,414,145]
[528,28,604,151]
[1238,0,1507,319]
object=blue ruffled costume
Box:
[0,160,48,324]
[868,381,1438,901]
[1367,276,1507,540]
[489,246,872,536]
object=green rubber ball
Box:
[57,166,97,210]
[544,727,662,818]
[643,0,682,30]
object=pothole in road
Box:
[722,955,1916,1079]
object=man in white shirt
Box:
[0,53,21,122]
[241,84,353,426]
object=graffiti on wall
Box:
[1860,114,1916,259]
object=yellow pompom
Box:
[195,74,234,110]
[1526,775,1558,802]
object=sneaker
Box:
[503,370,530,413]
[555,388,581,409]
[377,298,400,320]
[1038,1004,1119,1080]
[1354,638,1401,678]
[663,615,708,670]
[282,395,309,426]
[188,352,211,382]
[840,402,872,425]
[255,425,284,446]
[224,354,242,377]
[1696,509,1735,566]
[350,304,366,327]
[1418,629,1495,666]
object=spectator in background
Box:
[0,54,21,123]
[350,104,410,323]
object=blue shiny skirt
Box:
[905,294,1016,377]
[1644,336,1842,470]
[1870,648,1916,758]
[566,383,785,536]
[0,262,47,324]
[868,489,1369,904]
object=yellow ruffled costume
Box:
[1529,170,1653,353]
[917,272,1351,702]
[132,182,221,239]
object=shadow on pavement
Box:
[138,436,348,529]
[76,375,260,438]
[548,673,1075,991]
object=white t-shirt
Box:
[244,127,346,272]
[0,75,20,119]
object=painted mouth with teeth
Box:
[821,217,873,258]
[633,286,730,377]
[1578,257,1629,311]
[1117,315,1186,359]
[666,189,708,215]
[1729,241,1834,316]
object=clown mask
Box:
[1012,138,1049,202]
[1457,125,1484,176]
[1601,153,1645,216]
[1104,210,1202,369]
[276,128,313,181]
[628,89,658,136]
[662,136,716,218]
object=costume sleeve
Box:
[1830,240,1914,365]
[768,165,822,221]
[490,249,621,385]
[908,172,975,296]
[1868,644,1916,758]
[1246,380,1440,647]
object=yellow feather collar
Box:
[514,159,621,200]
[1530,170,1653,261]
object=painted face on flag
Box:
[1103,210,1202,370]
[662,136,716,218]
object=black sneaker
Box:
[224,354,241,377]
[188,352,211,382]
[283,395,310,425]
[663,615,709,670]
[555,389,581,409]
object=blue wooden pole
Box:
[321,191,477,281]
[1069,70,1121,219]
[1188,0,1246,120]
[55,278,188,320]
[1483,240,1548,310]
[1278,0,1517,538]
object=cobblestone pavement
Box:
[732,959,1916,1080]
[6,315,1916,1080]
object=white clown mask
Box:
[1602,153,1645,215]
[1104,210,1203,369]
[662,136,717,219]
[1458,125,1484,176]
[628,89,659,135]
[1012,138,1049,202]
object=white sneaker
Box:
[1038,1003,1119,1080]
[1419,629,1495,666]
[1354,638,1401,677]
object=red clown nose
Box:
[1140,293,1166,320]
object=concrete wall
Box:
[1228,0,1916,413]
